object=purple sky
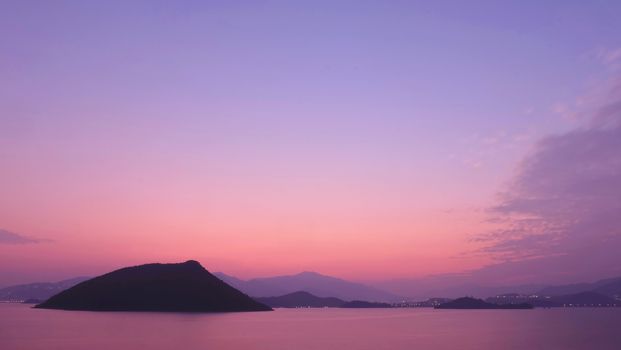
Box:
[1,1,621,289]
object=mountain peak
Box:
[296,271,323,277]
[181,260,203,268]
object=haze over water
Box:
[2,304,621,350]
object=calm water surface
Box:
[1,303,620,349]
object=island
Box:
[435,297,533,309]
[35,260,272,312]
[255,291,345,308]
[340,300,393,308]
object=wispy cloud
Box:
[473,76,621,283]
[0,229,48,244]
[378,76,621,295]
[595,47,621,70]
[456,130,533,170]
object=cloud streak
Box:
[378,88,621,297]
[0,229,46,245]
[474,77,621,283]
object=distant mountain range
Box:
[37,261,271,312]
[537,277,621,298]
[215,271,400,302]
[257,288,619,309]
[482,276,621,308]
[0,277,89,302]
[487,291,618,307]
[373,279,548,300]
[4,270,621,305]
[374,274,621,300]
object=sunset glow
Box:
[2,1,621,295]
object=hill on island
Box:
[255,291,345,308]
[36,260,271,312]
[435,297,533,309]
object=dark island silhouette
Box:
[435,297,533,309]
[256,291,396,308]
[340,300,393,308]
[35,260,271,312]
[255,291,345,308]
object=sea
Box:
[1,303,620,349]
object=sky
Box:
[1,0,621,288]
